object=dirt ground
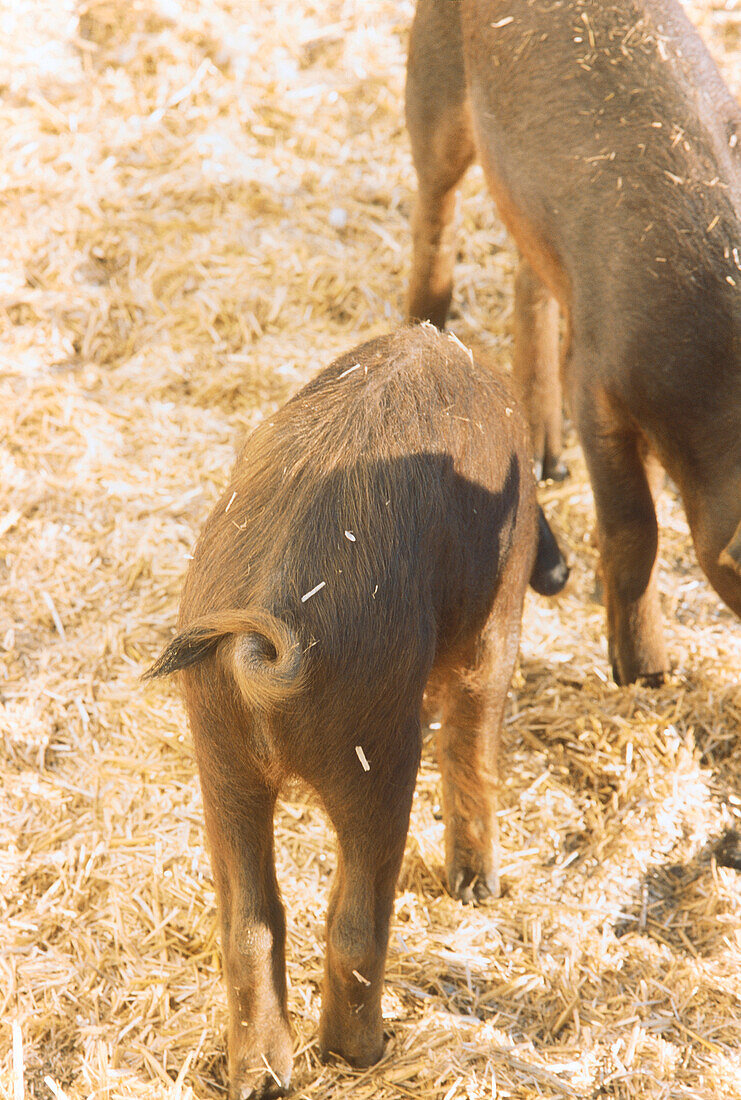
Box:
[1,1,740,1097]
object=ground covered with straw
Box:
[1,1,740,1097]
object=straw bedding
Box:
[1,1,740,1096]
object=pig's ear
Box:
[719,517,741,576]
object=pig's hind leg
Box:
[434,577,527,904]
[513,260,568,483]
[316,713,422,1068]
[189,708,292,1100]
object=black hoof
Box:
[714,830,741,870]
[542,459,570,483]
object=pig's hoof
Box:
[534,458,569,483]
[231,1057,291,1100]
[612,661,668,688]
[714,830,741,870]
[637,670,668,689]
[450,868,499,905]
[231,1075,289,1100]
[544,459,569,483]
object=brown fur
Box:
[406,0,741,684]
[146,326,567,1098]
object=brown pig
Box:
[406,0,741,684]
[145,325,567,1098]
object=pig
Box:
[145,325,568,1098]
[406,0,741,684]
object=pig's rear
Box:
[148,325,567,721]
[149,325,557,725]
[144,325,569,1096]
[166,325,536,704]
